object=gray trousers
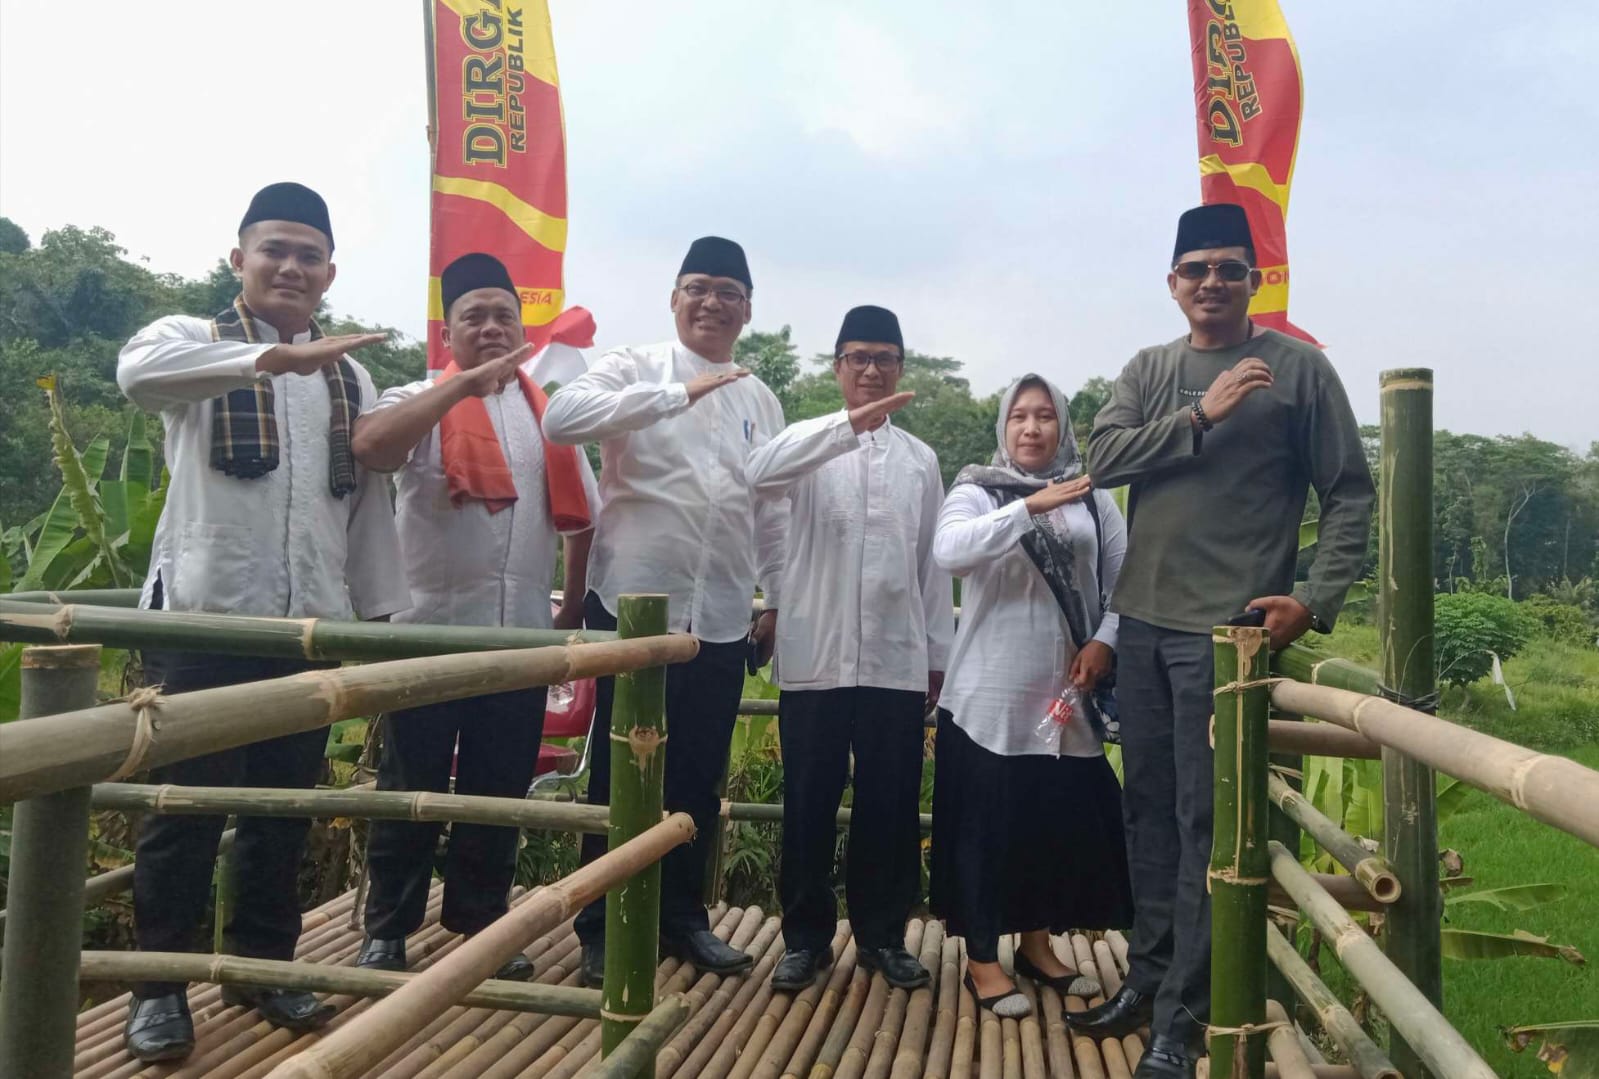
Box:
[1117,617,1215,1045]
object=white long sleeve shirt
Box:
[542,341,788,643]
[369,374,599,630]
[118,315,410,621]
[747,410,952,694]
[933,484,1126,758]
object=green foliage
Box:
[1436,592,1536,687]
[1521,595,1597,646]
[735,326,801,413]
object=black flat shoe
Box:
[355,936,406,972]
[1012,950,1103,998]
[662,929,754,974]
[770,947,832,992]
[494,952,535,982]
[1133,1034,1196,1079]
[581,942,605,988]
[1063,984,1153,1039]
[124,992,195,1063]
[858,945,931,989]
[220,984,336,1032]
[963,971,1031,1019]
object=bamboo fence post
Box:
[1267,842,1493,1079]
[1264,925,1399,1079]
[1264,720,1381,760]
[1265,775,1400,903]
[590,995,693,1079]
[1264,1001,1315,1079]
[703,760,733,906]
[1210,625,1270,1079]
[1378,366,1442,1079]
[0,644,100,1079]
[602,594,672,1071]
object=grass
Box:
[1298,620,1599,1076]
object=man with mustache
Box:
[348,252,598,979]
[544,236,788,986]
[746,306,952,992]
[1072,204,1374,1079]
[115,182,410,1062]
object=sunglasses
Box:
[1172,259,1253,282]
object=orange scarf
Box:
[437,363,591,531]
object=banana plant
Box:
[1505,1020,1599,1077]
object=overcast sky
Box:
[2,1,1596,447]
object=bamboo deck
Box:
[72,883,1150,1078]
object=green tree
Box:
[735,325,801,413]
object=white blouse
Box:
[747,410,953,694]
[118,315,410,621]
[370,373,599,630]
[543,341,788,644]
[933,484,1126,757]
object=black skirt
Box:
[930,709,1134,942]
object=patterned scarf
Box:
[951,373,1093,649]
[208,296,360,498]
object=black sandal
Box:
[963,970,1033,1019]
[1013,951,1103,998]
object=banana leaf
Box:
[1445,883,1569,913]
[0,642,23,723]
[1504,1020,1599,1078]
[1441,928,1584,964]
[1340,755,1384,841]
[1299,518,1319,550]
[17,435,110,591]
[121,410,155,492]
[1435,776,1480,823]
[104,411,158,541]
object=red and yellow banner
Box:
[426,0,578,369]
[1187,0,1315,343]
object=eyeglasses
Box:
[677,282,748,304]
[839,350,904,371]
[1172,259,1253,282]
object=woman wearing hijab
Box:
[930,373,1135,1019]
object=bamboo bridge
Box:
[3,368,1599,1078]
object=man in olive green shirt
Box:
[1069,204,1373,1079]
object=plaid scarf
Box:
[208,297,360,498]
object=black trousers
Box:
[363,687,547,939]
[1116,617,1216,1044]
[132,650,337,996]
[574,591,747,944]
[777,687,925,955]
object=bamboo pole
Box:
[1269,874,1389,915]
[91,783,611,833]
[1264,1001,1314,1079]
[0,599,617,659]
[0,634,696,802]
[261,812,693,1079]
[602,595,671,1072]
[724,801,935,833]
[888,922,946,1079]
[0,644,100,1079]
[782,936,859,1079]
[924,938,962,1079]
[4,588,141,607]
[1270,680,1599,849]
[1378,366,1442,1079]
[588,995,692,1079]
[658,916,780,1079]
[1270,646,1381,697]
[1265,720,1381,760]
[1268,842,1493,1078]
[75,951,599,1017]
[1264,924,1398,1079]
[1266,775,1400,903]
[1210,625,1270,1079]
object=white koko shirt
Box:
[369,373,599,630]
[747,410,953,694]
[933,485,1126,758]
[118,315,409,621]
[542,341,788,643]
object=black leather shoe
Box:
[494,952,536,982]
[1133,1034,1196,1079]
[124,992,195,1063]
[770,947,832,992]
[220,984,336,1032]
[1013,950,1103,998]
[662,929,755,974]
[581,942,605,988]
[355,936,406,971]
[1063,985,1153,1038]
[858,945,931,989]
